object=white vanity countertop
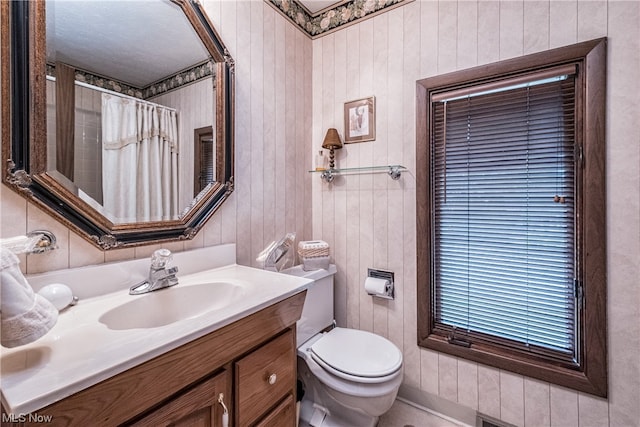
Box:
[0,245,311,415]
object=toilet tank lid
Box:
[280,264,336,280]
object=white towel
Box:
[0,234,41,255]
[1,248,58,348]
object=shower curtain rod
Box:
[45,75,177,113]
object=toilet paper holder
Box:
[367,268,394,300]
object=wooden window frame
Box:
[416,38,607,397]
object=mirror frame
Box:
[1,0,234,250]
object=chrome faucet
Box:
[129,249,179,295]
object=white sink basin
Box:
[98,282,247,330]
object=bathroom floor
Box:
[298,399,462,427]
[377,399,462,427]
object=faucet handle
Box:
[151,248,173,269]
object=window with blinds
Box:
[416,38,607,397]
[431,71,578,362]
[199,136,214,188]
[194,126,215,196]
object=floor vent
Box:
[476,414,515,427]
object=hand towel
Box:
[1,248,58,348]
[0,234,40,255]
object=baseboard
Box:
[396,384,477,427]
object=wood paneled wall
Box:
[311,1,639,426]
[150,77,215,212]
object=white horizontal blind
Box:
[431,75,577,359]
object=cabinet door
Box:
[235,330,295,426]
[254,394,296,427]
[129,370,231,427]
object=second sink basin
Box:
[99,282,246,330]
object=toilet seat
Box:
[309,328,402,383]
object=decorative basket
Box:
[297,240,330,258]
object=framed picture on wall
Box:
[344,96,375,143]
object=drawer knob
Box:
[268,373,277,385]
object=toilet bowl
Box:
[298,328,403,426]
[281,265,403,427]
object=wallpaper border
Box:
[46,61,215,100]
[268,0,412,38]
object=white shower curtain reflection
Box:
[102,94,179,223]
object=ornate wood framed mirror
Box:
[1,0,234,250]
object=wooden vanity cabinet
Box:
[1,292,305,427]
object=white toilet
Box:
[283,265,403,427]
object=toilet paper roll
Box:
[365,277,389,296]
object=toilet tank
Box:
[280,264,336,347]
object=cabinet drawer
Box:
[255,394,296,427]
[236,329,295,426]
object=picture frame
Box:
[344,96,375,143]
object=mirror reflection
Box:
[45,0,216,223]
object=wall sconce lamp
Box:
[321,128,343,170]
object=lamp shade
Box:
[322,128,343,149]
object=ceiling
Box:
[296,0,347,16]
[46,0,210,88]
